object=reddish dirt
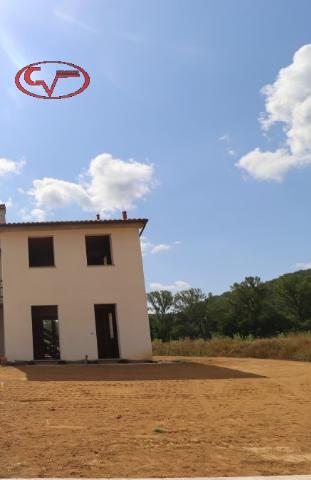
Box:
[0,357,311,478]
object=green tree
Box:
[147,290,175,340]
[174,288,214,339]
[230,276,267,337]
[275,273,311,329]
[230,276,290,337]
[208,292,236,337]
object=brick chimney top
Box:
[0,204,6,224]
[122,211,128,220]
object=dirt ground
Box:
[0,357,311,478]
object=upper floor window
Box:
[28,237,55,267]
[85,235,112,266]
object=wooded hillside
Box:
[148,269,311,340]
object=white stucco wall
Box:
[0,224,152,361]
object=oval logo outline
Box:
[15,61,90,99]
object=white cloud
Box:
[218,134,238,157]
[237,148,294,182]
[30,208,47,222]
[140,237,153,255]
[27,153,154,217]
[150,243,171,254]
[0,158,25,177]
[218,134,230,142]
[150,280,191,292]
[295,262,311,271]
[0,197,13,208]
[29,178,91,210]
[237,44,311,181]
[228,149,237,157]
[141,236,180,255]
[20,207,47,222]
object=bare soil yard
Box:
[0,357,311,478]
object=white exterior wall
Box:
[1,224,152,361]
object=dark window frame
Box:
[28,236,55,268]
[85,234,113,266]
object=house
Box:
[0,205,152,363]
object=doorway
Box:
[32,305,60,360]
[95,304,119,359]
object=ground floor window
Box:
[94,304,119,359]
[31,305,60,360]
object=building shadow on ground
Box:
[15,362,265,381]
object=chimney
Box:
[96,213,100,220]
[122,210,127,220]
[0,204,6,224]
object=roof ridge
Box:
[0,218,148,227]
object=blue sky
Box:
[1,0,311,294]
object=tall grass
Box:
[152,332,311,362]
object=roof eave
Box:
[0,218,148,233]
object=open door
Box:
[32,306,60,360]
[95,304,119,359]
